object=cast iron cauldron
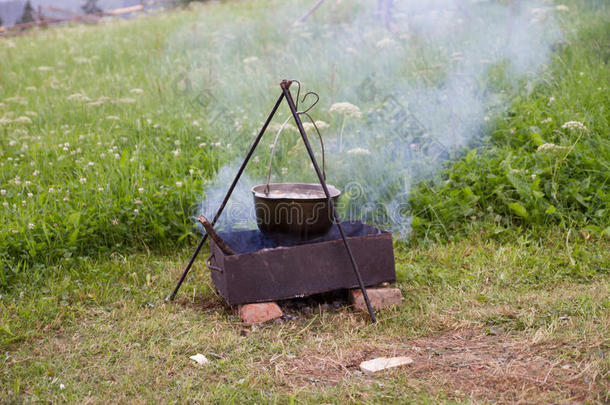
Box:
[252,183,340,239]
[253,101,340,239]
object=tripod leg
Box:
[280,81,377,322]
[167,92,286,301]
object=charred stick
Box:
[198,216,235,255]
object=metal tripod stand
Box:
[167,80,377,322]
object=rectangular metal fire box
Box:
[207,221,396,306]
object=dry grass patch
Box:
[278,328,608,403]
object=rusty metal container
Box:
[207,221,396,305]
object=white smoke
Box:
[165,0,563,236]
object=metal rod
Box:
[280,80,377,322]
[167,91,286,301]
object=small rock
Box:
[189,353,209,365]
[239,302,283,324]
[360,356,413,375]
[350,287,403,312]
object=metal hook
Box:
[299,91,319,114]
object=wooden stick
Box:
[198,215,235,256]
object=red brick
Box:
[350,287,403,311]
[238,302,283,324]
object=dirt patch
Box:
[275,328,607,403]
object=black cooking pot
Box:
[252,183,340,239]
[253,106,342,239]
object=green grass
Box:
[1,0,607,284]
[1,231,608,403]
[410,2,609,241]
[0,0,609,403]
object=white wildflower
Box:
[173,150,181,157]
[281,167,288,175]
[314,120,329,130]
[112,219,119,226]
[134,209,139,214]
[48,187,55,193]
[174,140,180,146]
[302,122,316,132]
[175,181,183,188]
[376,37,398,49]
[243,56,259,64]
[537,143,568,153]
[0,189,5,195]
[561,121,588,131]
[253,156,260,163]
[541,117,553,124]
[347,147,372,156]
[14,116,32,125]
[106,115,120,121]
[138,187,144,193]
[28,223,35,230]
[27,192,33,198]
[80,177,86,184]
[33,170,39,176]
[134,198,142,205]
[26,86,37,92]
[198,142,206,148]
[67,93,90,102]
[98,187,104,191]
[25,181,31,186]
[73,56,89,64]
[269,122,297,133]
[192,121,200,127]
[548,96,556,104]
[130,88,144,94]
[2,202,8,208]
[329,102,362,118]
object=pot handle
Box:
[265,89,325,194]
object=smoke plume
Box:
[164,0,563,235]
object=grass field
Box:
[1,0,609,403]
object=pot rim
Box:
[252,182,341,201]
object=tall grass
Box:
[409,2,609,241]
